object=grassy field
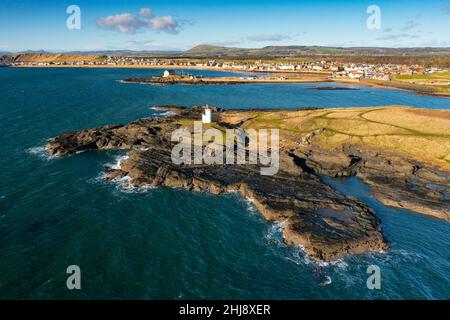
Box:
[396,72,450,81]
[391,72,450,96]
[359,78,450,97]
[221,106,450,168]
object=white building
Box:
[202,106,212,124]
[163,70,174,78]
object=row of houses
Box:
[10,56,447,80]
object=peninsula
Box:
[122,72,330,85]
[47,105,450,261]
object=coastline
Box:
[46,105,450,261]
[11,63,320,74]
[10,64,450,97]
[335,78,450,98]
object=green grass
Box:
[226,107,450,168]
[396,72,450,80]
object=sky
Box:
[0,0,450,52]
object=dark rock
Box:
[47,107,418,261]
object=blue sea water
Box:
[0,67,449,299]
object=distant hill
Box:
[3,45,450,59]
[17,50,50,54]
[184,44,450,57]
[184,45,246,56]
[2,44,450,67]
[1,53,104,64]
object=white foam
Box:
[116,80,138,84]
[150,107,177,118]
[159,111,176,117]
[244,197,259,216]
[102,154,154,193]
[319,275,332,286]
[27,145,57,161]
[106,154,129,170]
[372,248,422,265]
[115,176,155,193]
[265,220,287,246]
[284,243,349,269]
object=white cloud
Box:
[149,16,179,34]
[97,13,145,34]
[97,8,181,34]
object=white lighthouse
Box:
[202,105,212,124]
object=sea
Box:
[0,67,449,299]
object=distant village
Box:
[9,55,447,81]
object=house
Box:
[348,71,364,79]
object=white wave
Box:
[116,80,138,84]
[319,275,332,286]
[26,145,57,161]
[285,246,311,266]
[316,258,349,269]
[370,248,423,265]
[284,244,349,270]
[150,107,177,118]
[159,111,176,117]
[102,154,154,193]
[106,154,129,170]
[265,220,287,246]
[115,176,155,193]
[244,197,259,216]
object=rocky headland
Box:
[122,74,331,85]
[47,105,450,261]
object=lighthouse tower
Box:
[202,105,212,124]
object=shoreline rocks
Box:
[47,106,449,261]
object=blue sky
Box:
[1,0,449,52]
